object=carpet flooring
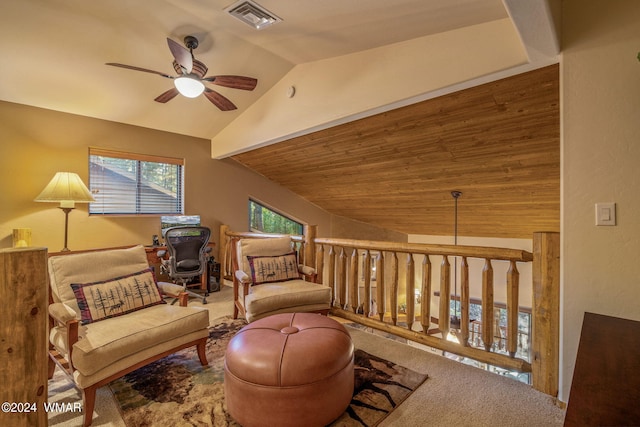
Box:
[48,284,565,426]
[108,317,427,426]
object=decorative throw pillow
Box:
[70,267,165,325]
[247,252,300,285]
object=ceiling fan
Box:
[106,36,257,111]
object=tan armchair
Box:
[47,245,210,426]
[231,236,331,322]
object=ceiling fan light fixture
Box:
[174,76,205,98]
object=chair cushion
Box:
[70,267,165,325]
[245,279,331,320]
[49,245,151,315]
[238,237,293,279]
[71,304,209,377]
[247,251,300,285]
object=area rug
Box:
[110,316,428,427]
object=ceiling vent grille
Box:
[224,0,282,30]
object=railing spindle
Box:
[460,256,470,346]
[390,252,398,326]
[507,260,520,357]
[349,249,359,313]
[439,256,451,339]
[327,245,335,306]
[376,252,385,321]
[315,243,324,284]
[482,258,494,351]
[337,247,346,309]
[363,250,372,317]
[421,254,432,334]
[405,253,415,331]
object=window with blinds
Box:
[89,148,184,215]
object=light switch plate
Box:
[595,203,616,226]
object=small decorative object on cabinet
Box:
[0,247,48,427]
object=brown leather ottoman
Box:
[224,313,354,427]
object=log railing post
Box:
[219,224,230,280]
[532,232,560,396]
[303,224,316,267]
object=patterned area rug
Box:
[110,317,428,427]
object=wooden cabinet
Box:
[0,247,48,427]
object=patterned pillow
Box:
[247,252,300,285]
[70,267,165,325]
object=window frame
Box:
[88,147,184,216]
[248,198,304,235]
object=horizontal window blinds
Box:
[89,148,184,215]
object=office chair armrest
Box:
[49,302,78,324]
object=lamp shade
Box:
[174,76,205,98]
[34,172,95,207]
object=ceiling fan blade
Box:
[167,38,192,74]
[106,63,174,79]
[154,87,180,103]
[203,75,257,91]
[204,88,237,111]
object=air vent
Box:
[225,0,282,30]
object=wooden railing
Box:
[220,225,559,397]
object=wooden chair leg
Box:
[196,338,208,366]
[48,354,56,379]
[82,386,97,427]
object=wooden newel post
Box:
[532,232,560,396]
[219,224,230,280]
[303,224,316,267]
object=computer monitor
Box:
[160,215,201,237]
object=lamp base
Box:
[59,207,74,252]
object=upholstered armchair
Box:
[47,245,210,426]
[231,236,332,322]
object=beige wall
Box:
[561,1,640,401]
[0,101,339,256]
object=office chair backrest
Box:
[164,226,211,277]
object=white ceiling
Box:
[0,0,558,153]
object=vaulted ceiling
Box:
[232,65,560,239]
[1,0,561,239]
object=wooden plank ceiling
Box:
[232,64,560,239]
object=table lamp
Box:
[34,172,95,251]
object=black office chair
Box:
[158,226,211,304]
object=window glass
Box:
[249,199,304,234]
[89,148,183,215]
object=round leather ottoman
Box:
[224,313,354,427]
